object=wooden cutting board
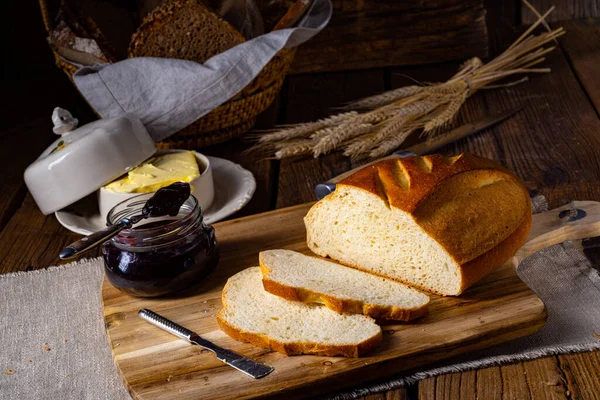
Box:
[101,200,600,400]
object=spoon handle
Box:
[60,219,133,260]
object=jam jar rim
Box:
[106,193,203,250]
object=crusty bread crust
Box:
[259,259,429,321]
[216,316,382,357]
[307,153,532,296]
[457,208,532,293]
[216,271,382,357]
[339,153,511,214]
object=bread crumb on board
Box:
[4,368,16,375]
[42,345,51,352]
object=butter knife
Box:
[138,309,274,379]
[314,107,522,200]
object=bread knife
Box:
[314,107,522,200]
[138,309,274,379]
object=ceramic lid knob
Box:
[52,107,79,135]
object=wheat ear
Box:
[313,123,374,157]
[255,111,359,143]
[368,128,417,159]
[274,140,314,159]
[342,86,423,110]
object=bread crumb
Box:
[28,360,32,363]
[167,375,173,382]
[42,345,51,352]
[593,332,600,339]
[63,339,68,343]
[115,343,120,348]
[421,328,425,332]
[4,368,16,375]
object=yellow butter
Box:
[104,151,200,193]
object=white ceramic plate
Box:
[55,156,256,235]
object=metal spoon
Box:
[59,182,191,260]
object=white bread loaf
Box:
[304,153,532,296]
[260,249,429,321]
[216,267,382,357]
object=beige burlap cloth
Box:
[1,198,600,399]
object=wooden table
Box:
[3,12,600,399]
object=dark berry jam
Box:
[142,181,191,218]
[102,193,219,297]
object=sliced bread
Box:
[217,267,382,357]
[304,153,532,296]
[129,0,245,63]
[260,250,429,321]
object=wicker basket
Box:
[38,0,295,149]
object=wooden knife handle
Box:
[512,201,600,266]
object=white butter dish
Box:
[24,115,156,215]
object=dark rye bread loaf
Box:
[129,0,245,63]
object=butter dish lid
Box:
[24,114,156,215]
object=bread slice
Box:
[260,250,429,321]
[129,0,245,63]
[305,153,532,296]
[217,267,382,357]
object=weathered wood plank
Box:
[438,373,464,400]
[521,357,570,400]
[458,370,478,399]
[484,0,520,30]
[558,351,600,399]
[522,1,600,24]
[384,389,409,400]
[291,0,488,74]
[276,69,386,208]
[0,195,84,274]
[501,362,531,399]
[476,366,503,398]
[558,19,600,116]
[417,378,436,399]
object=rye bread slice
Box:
[129,0,245,63]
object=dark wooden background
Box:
[2,0,600,398]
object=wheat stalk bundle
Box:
[250,1,564,160]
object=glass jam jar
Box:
[102,194,219,297]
